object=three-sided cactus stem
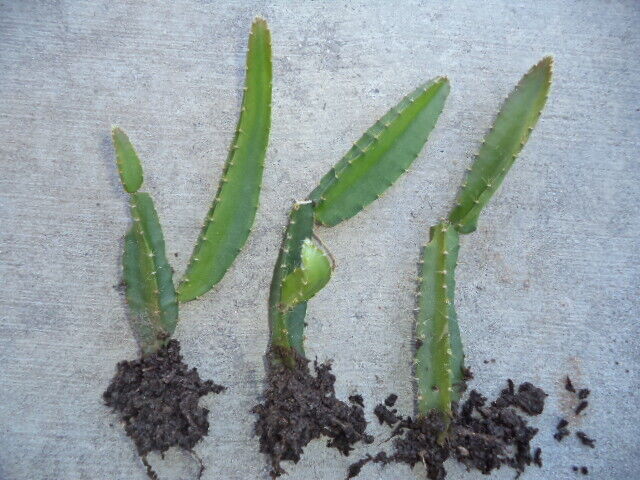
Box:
[449,57,553,234]
[309,77,450,227]
[112,129,179,354]
[415,221,463,425]
[178,18,272,302]
[269,201,315,364]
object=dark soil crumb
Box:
[253,348,373,478]
[554,418,570,442]
[576,431,595,448]
[384,393,398,407]
[374,403,400,426]
[349,380,546,480]
[349,394,365,408]
[103,340,225,459]
[575,400,589,415]
[581,466,589,474]
[577,388,590,400]
[493,380,547,415]
[565,377,576,393]
[533,447,542,467]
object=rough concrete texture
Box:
[1,1,639,479]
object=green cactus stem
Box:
[449,57,553,234]
[309,77,450,227]
[112,127,143,193]
[178,18,272,302]
[415,221,462,420]
[269,201,315,362]
[413,57,553,426]
[112,129,179,354]
[279,238,332,310]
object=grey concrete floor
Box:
[1,1,639,479]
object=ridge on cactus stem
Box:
[178,17,272,302]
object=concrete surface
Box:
[1,1,639,479]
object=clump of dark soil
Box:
[348,379,547,480]
[104,340,225,471]
[554,418,570,441]
[252,348,374,478]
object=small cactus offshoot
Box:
[415,57,553,425]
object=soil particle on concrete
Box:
[103,340,225,458]
[575,400,589,415]
[493,379,547,415]
[348,379,546,479]
[576,431,595,448]
[577,388,590,400]
[384,394,398,407]
[565,377,576,393]
[253,348,373,478]
[554,418,570,442]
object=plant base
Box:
[253,348,373,478]
[104,340,225,478]
[348,379,546,479]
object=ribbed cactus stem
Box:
[112,129,179,354]
[449,57,553,233]
[178,18,272,302]
[310,77,450,226]
[269,201,315,364]
[415,221,462,420]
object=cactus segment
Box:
[122,229,161,352]
[112,127,143,193]
[309,77,450,227]
[449,57,553,234]
[127,192,179,353]
[415,221,462,418]
[280,238,332,310]
[177,18,272,302]
[269,202,315,359]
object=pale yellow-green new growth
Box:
[279,238,332,310]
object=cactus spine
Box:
[178,18,272,302]
[270,78,449,365]
[415,57,553,423]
